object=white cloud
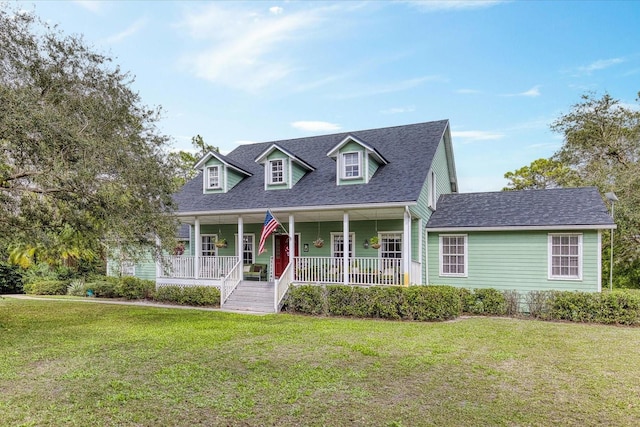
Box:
[177,3,327,91]
[458,175,508,193]
[380,106,416,114]
[105,18,147,44]
[333,75,446,99]
[291,121,342,132]
[578,57,625,74]
[269,6,283,15]
[402,1,507,12]
[451,130,505,142]
[73,1,102,13]
[502,85,541,97]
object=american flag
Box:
[258,210,281,254]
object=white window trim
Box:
[341,151,362,180]
[429,169,437,209]
[548,233,583,281]
[201,234,218,257]
[235,233,256,265]
[377,231,403,258]
[121,261,135,277]
[439,234,468,277]
[206,165,221,190]
[267,158,287,186]
[330,232,355,258]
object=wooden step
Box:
[222,280,276,313]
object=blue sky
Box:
[16,0,640,192]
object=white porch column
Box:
[403,207,411,286]
[343,211,349,285]
[289,214,295,281]
[237,215,244,263]
[194,217,201,279]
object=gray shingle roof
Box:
[426,187,615,229]
[174,120,449,213]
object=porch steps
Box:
[222,281,276,313]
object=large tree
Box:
[504,91,640,287]
[0,6,178,266]
[503,157,578,191]
[168,135,219,189]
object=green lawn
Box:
[1,298,639,426]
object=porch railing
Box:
[275,261,293,311]
[159,256,239,279]
[293,257,403,286]
[221,259,242,305]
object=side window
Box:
[269,159,285,184]
[548,234,582,280]
[207,166,220,189]
[439,234,467,277]
[342,152,361,178]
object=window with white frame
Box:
[342,152,361,178]
[269,159,285,184]
[201,235,218,257]
[242,234,254,265]
[379,233,402,259]
[207,166,220,189]
[121,261,135,277]
[440,235,467,276]
[331,232,355,258]
[549,234,582,280]
[429,170,437,209]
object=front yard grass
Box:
[1,298,639,426]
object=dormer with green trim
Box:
[194,151,252,194]
[326,135,388,185]
[255,144,315,190]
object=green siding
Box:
[426,230,601,292]
[107,249,157,281]
[367,154,380,179]
[291,162,307,186]
[191,220,403,259]
[227,169,244,191]
[411,136,455,283]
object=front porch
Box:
[156,255,420,287]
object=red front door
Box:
[274,235,299,278]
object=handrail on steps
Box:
[220,259,242,306]
[274,261,293,312]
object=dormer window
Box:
[269,159,285,184]
[207,166,220,189]
[342,152,361,179]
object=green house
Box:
[131,119,614,312]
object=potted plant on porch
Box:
[370,236,381,249]
[313,237,324,248]
[215,238,228,248]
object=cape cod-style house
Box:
[117,119,615,313]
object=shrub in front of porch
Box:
[154,285,220,307]
[284,284,461,321]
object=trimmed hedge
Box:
[116,277,155,300]
[154,285,220,307]
[285,285,640,325]
[460,288,507,316]
[284,284,461,321]
[548,291,640,325]
[23,280,69,295]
